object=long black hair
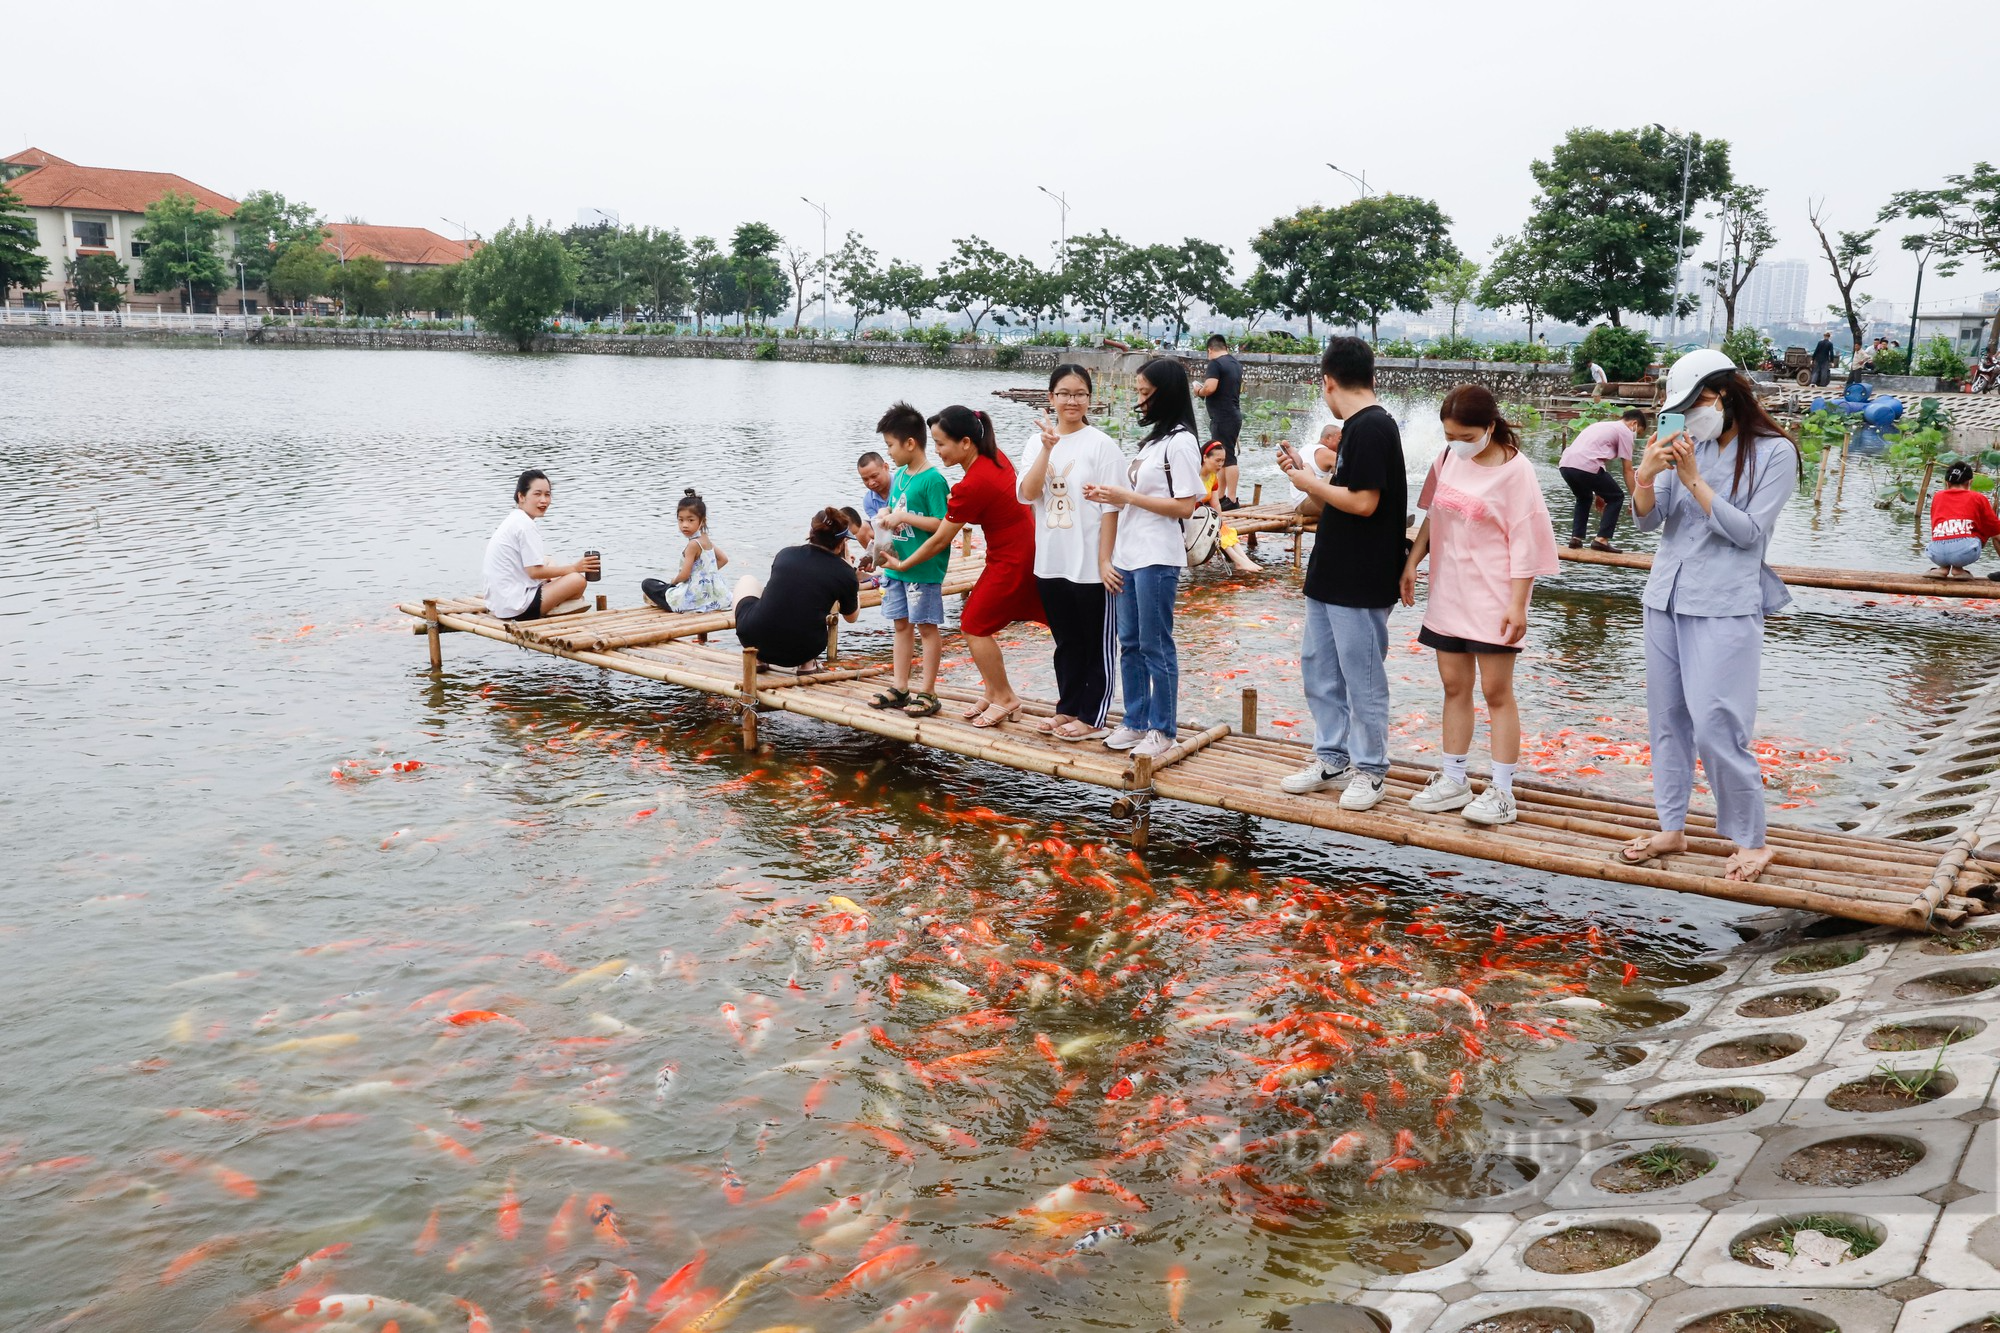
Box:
[1704,368,1801,499]
[928,404,1006,468]
[1136,357,1199,446]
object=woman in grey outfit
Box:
[1617,350,1801,884]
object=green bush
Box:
[1377,337,1419,358]
[1482,341,1552,363]
[753,340,782,361]
[1914,335,1969,382]
[1720,326,1774,371]
[1573,325,1653,383]
[1874,347,1909,375]
[915,323,956,357]
[1427,334,1481,360]
[1024,329,1073,347]
[1238,329,1320,356]
[994,344,1023,370]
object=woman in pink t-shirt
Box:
[1399,385,1560,827]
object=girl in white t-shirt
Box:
[1016,364,1127,741]
[1081,358,1204,761]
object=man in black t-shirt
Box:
[1275,337,1406,811]
[1195,334,1244,507]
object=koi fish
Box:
[1068,1222,1137,1253]
[1313,1131,1369,1169]
[457,1297,493,1333]
[820,1245,924,1299]
[1166,1266,1187,1324]
[530,1130,627,1159]
[281,1242,350,1285]
[646,1252,706,1312]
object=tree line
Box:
[1,131,1994,358]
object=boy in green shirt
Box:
[868,402,951,717]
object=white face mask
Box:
[1684,404,1725,443]
[1445,430,1489,459]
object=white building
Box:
[1741,260,1809,328]
[1914,311,1993,359]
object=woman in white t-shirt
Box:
[1016,363,1127,742]
[1081,358,1203,760]
[481,469,598,621]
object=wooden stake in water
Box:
[825,614,839,666]
[1241,687,1258,737]
[595,594,608,611]
[423,598,442,673]
[739,648,759,749]
[1252,483,1263,506]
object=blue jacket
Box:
[1635,433,1799,617]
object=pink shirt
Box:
[1417,448,1560,644]
[1559,421,1635,474]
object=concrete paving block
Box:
[1545,1132,1761,1210]
[1965,1121,1996,1191]
[1476,1207,1704,1289]
[1286,1292,1443,1333]
[1895,1287,2000,1332]
[1919,1190,2000,1289]
[1586,1038,1678,1086]
[1744,939,1897,988]
[1474,1090,1623,1143]
[1858,958,2000,1011]
[1657,1019,1844,1084]
[1828,1001,2000,1062]
[1738,1121,1972,1201]
[1422,1141,1582,1215]
[1356,1213,1514,1293]
[1657,953,1757,997]
[1674,1195,1939,1289]
[1633,1285,1901,1333]
[1605,1074,1802,1140]
[1695,973,1873,1030]
[1785,1053,1999,1128]
[1428,1288,1646,1333]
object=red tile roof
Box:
[323,223,475,268]
[3,147,237,216]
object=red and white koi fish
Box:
[953,1293,1005,1332]
[529,1130,627,1159]
[280,1242,349,1285]
[1313,1131,1369,1169]
[1398,987,1486,1029]
[645,1252,707,1313]
[759,1155,844,1203]
[820,1244,924,1299]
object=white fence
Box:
[0,307,257,333]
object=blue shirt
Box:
[1635,432,1798,617]
[860,489,891,521]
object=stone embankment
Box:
[1,322,1576,397]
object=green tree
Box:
[266,239,334,308]
[1425,257,1481,341]
[1477,232,1557,344]
[1882,162,2000,355]
[831,230,884,332]
[561,222,647,321]
[876,260,933,330]
[689,236,728,332]
[331,254,390,316]
[1806,199,1877,361]
[1573,325,1653,382]
[0,184,48,298]
[724,222,788,330]
[1060,230,1131,331]
[1005,262,1066,331]
[230,189,322,294]
[1523,126,1732,327]
[1329,194,1462,344]
[1111,244,1175,336]
[1158,237,1236,343]
[1248,206,1340,337]
[935,235,1026,335]
[65,252,126,309]
[1702,185,1776,337]
[1720,324,1774,370]
[626,226,690,321]
[411,263,465,317]
[460,217,578,350]
[133,190,230,309]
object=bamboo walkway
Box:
[400,586,1997,931]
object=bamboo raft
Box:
[399,592,1997,931]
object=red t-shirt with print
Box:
[1929,488,2000,543]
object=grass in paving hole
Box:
[1867,1021,1970,1051]
[1682,1309,1832,1333]
[1737,990,1828,1018]
[1773,944,1866,974]
[1730,1214,1881,1265]
[1647,1090,1760,1125]
[1593,1142,1712,1192]
[1925,930,2000,955]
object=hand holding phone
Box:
[1657,411,1686,441]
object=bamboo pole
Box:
[1252,483,1263,505]
[825,614,840,666]
[423,598,442,672]
[595,594,608,611]
[740,649,759,749]
[1130,722,1231,780]
[1835,430,1850,504]
[754,663,891,690]
[1552,546,2000,598]
[1241,688,1258,737]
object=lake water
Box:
[4,344,1991,1332]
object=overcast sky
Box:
[17,2,1995,321]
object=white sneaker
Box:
[1132,730,1173,759]
[1339,771,1387,811]
[1409,773,1474,813]
[1103,726,1146,751]
[1463,786,1517,826]
[1280,759,1352,795]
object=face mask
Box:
[1684,404,1725,443]
[1446,430,1489,459]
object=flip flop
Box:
[1054,722,1109,742]
[971,702,1022,730]
[1614,840,1665,867]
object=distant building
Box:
[1914,311,1993,359]
[322,223,476,270]
[3,146,240,309]
[1741,260,1809,328]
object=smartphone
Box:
[1657,412,1686,439]
[1276,440,1301,468]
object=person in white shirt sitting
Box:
[482,469,598,621]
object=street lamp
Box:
[801,197,830,332]
[1325,163,1372,196]
[236,259,247,317]
[1037,186,1070,332]
[440,216,471,245]
[1652,125,1695,343]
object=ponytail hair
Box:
[1946,460,1976,488]
[1439,383,1519,455]
[676,487,708,525]
[806,506,848,552]
[928,404,1005,467]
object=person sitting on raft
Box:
[642,488,730,613]
[481,468,599,622]
[1200,440,1262,575]
[731,507,860,672]
[1924,461,2000,581]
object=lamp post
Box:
[1037,186,1069,332]
[236,259,247,316]
[440,215,471,245]
[1652,125,1695,344]
[1325,163,1373,196]
[801,197,829,332]
[183,225,193,313]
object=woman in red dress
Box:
[879,405,1044,728]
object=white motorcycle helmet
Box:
[1660,348,1739,414]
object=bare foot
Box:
[1618,830,1687,864]
[1725,846,1777,882]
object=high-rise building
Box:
[1739,260,1809,328]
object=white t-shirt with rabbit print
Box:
[1015,424,1126,584]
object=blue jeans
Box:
[1301,599,1391,777]
[1929,536,1983,569]
[1114,564,1180,734]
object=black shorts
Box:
[503,585,545,622]
[1418,624,1521,656]
[1210,418,1241,466]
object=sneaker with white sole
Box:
[1339,771,1387,811]
[1132,730,1173,759]
[1280,759,1352,795]
[1409,773,1474,813]
[1462,786,1517,825]
[1103,726,1147,751]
